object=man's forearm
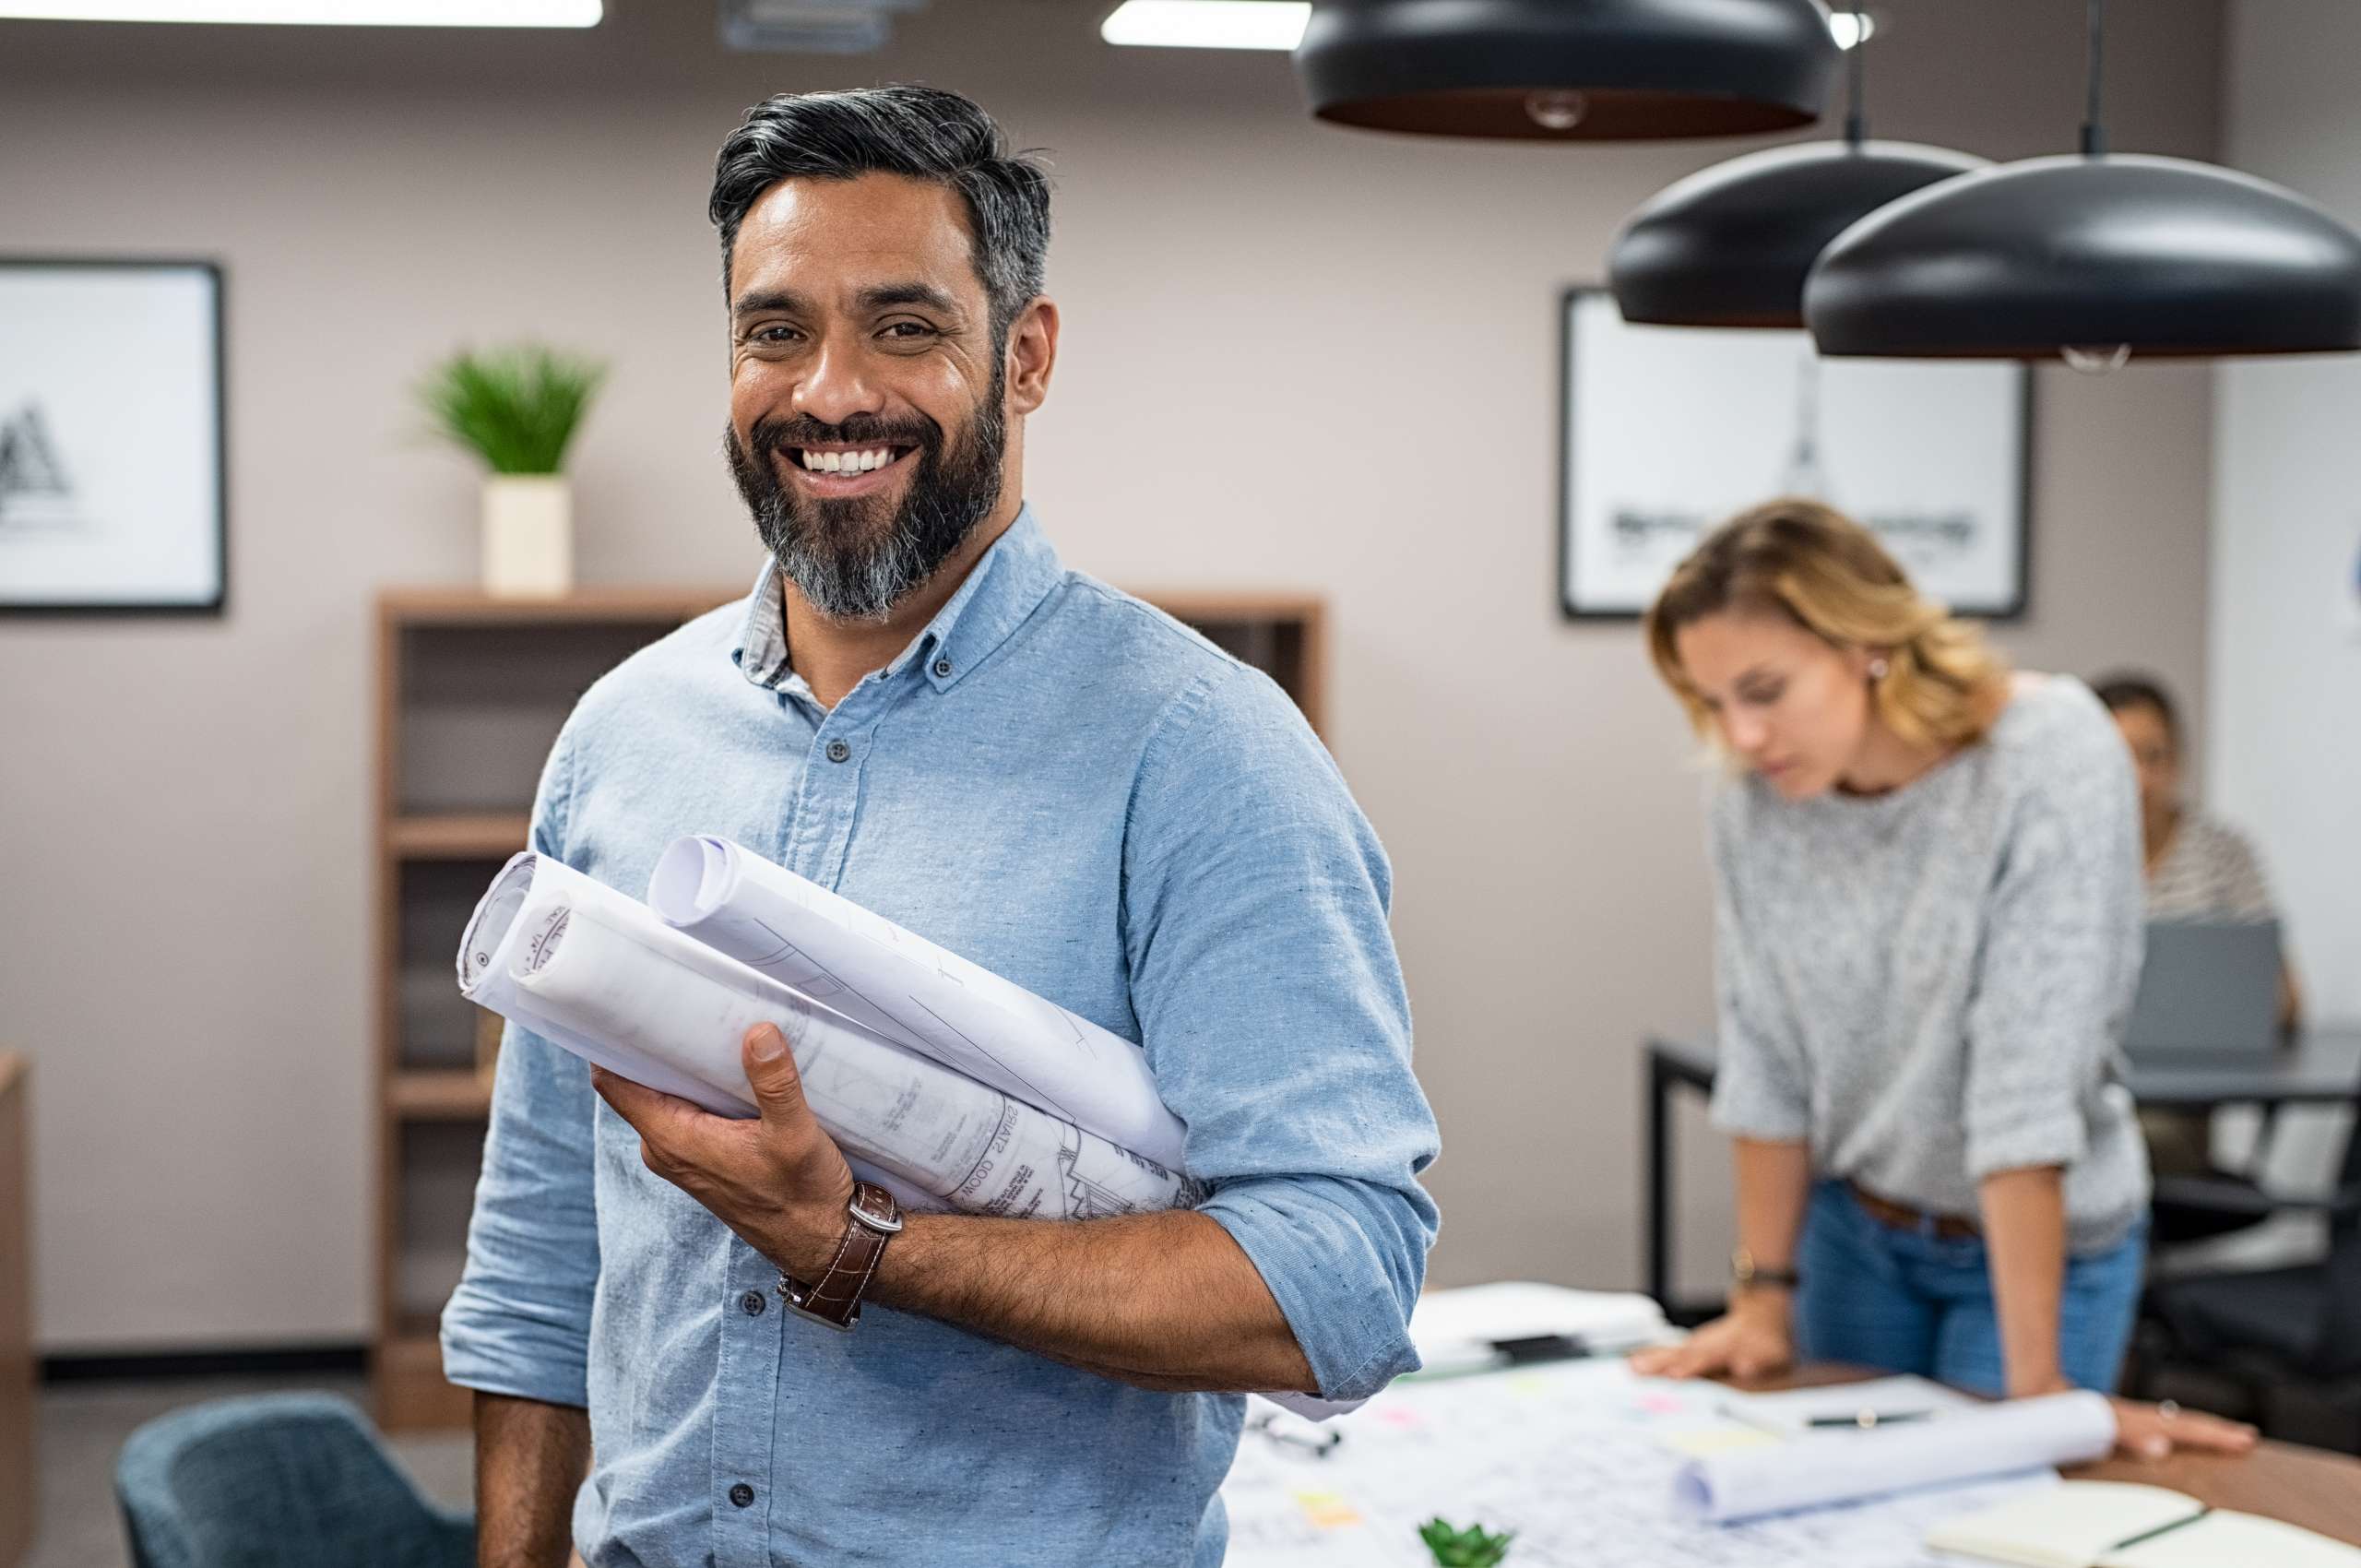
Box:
[1979,1165,2069,1396]
[474,1392,589,1568]
[867,1207,1316,1394]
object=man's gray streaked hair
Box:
[708,85,1052,339]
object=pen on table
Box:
[1808,1408,1935,1430]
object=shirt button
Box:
[729,1482,755,1509]
[825,739,851,764]
[932,658,954,678]
[741,1290,766,1316]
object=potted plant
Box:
[416,344,604,598]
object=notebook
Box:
[1928,1479,2361,1568]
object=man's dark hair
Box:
[708,85,1051,339]
[2092,671,2178,737]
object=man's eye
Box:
[883,321,935,339]
[752,325,800,343]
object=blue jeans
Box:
[1792,1180,2148,1396]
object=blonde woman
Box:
[1630,500,2254,1459]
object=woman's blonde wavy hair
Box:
[1645,498,2011,752]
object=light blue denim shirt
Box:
[442,506,1441,1568]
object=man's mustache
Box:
[748,414,940,456]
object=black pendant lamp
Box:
[1295,0,1842,142]
[1608,3,1985,327]
[1805,0,2361,361]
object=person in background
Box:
[1630,500,2253,1460]
[2094,671,2300,1182]
[2094,671,2299,1026]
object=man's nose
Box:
[793,333,885,426]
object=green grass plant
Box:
[416,344,605,475]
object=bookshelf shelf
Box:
[389,1069,496,1122]
[387,814,530,861]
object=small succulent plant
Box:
[1418,1516,1515,1566]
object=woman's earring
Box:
[1868,657,1891,681]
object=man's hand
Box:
[590,1023,858,1282]
[597,1021,1317,1393]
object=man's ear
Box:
[1004,296,1060,417]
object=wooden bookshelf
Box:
[372,587,741,1431]
[369,583,1328,1429]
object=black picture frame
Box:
[1556,285,2034,623]
[0,257,229,617]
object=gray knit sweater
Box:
[1708,676,2152,1253]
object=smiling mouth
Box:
[784,443,919,476]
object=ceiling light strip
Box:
[0,0,600,25]
[1100,1,1308,51]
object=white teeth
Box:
[801,446,894,474]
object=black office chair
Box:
[2137,1096,2361,1451]
[2147,1060,2299,1247]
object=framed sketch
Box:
[0,259,226,614]
[1558,287,2031,620]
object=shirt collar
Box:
[729,504,1062,697]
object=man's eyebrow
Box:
[731,287,809,321]
[859,282,961,315]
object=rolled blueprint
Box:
[458,853,1197,1222]
[647,835,1188,1170]
[1674,1391,2117,1525]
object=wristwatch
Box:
[777,1182,903,1331]
[1731,1246,1801,1292]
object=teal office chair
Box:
[115,1393,474,1568]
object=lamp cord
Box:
[1844,0,1868,146]
[2081,0,2106,157]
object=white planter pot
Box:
[481,474,573,598]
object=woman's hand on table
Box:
[2108,1396,2259,1460]
[2021,1373,2258,1459]
[1629,1297,1794,1382]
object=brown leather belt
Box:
[1846,1181,1982,1241]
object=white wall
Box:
[2208,0,2361,1204]
[0,0,2225,1349]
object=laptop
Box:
[2124,919,2284,1060]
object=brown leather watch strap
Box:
[777,1182,901,1331]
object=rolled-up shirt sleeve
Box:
[1121,662,1440,1404]
[1964,736,2144,1180]
[1705,789,1813,1145]
[440,726,602,1408]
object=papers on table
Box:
[1408,1282,1673,1377]
[1222,1357,2055,1568]
[1675,1392,2117,1525]
[1721,1375,1975,1436]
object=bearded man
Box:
[443,85,1440,1568]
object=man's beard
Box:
[725,376,1006,624]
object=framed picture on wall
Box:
[0,259,226,614]
[1558,287,2031,621]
